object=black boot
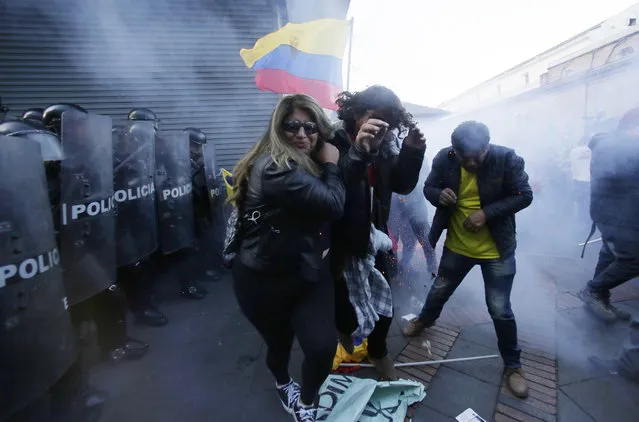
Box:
[106,338,149,361]
[180,281,208,300]
[134,306,168,327]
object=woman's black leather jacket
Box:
[237,153,345,282]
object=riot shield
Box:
[0,135,76,420]
[201,142,223,214]
[155,131,195,254]
[113,121,158,267]
[60,112,116,306]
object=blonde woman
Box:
[230,94,345,422]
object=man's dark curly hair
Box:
[335,85,414,136]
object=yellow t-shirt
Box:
[444,167,500,259]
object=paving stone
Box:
[406,342,448,360]
[441,338,503,386]
[556,329,628,386]
[412,404,456,421]
[526,372,557,389]
[557,307,631,340]
[557,390,596,422]
[430,324,461,338]
[423,367,498,419]
[521,351,556,368]
[496,403,546,422]
[457,322,499,350]
[387,333,410,359]
[398,350,438,376]
[522,363,556,382]
[501,386,557,407]
[560,375,639,422]
[504,393,556,416]
[521,358,556,375]
[526,379,558,397]
[494,412,521,422]
[519,340,556,357]
[498,395,556,421]
[396,364,433,384]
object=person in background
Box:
[390,156,438,277]
[579,108,639,323]
[403,121,533,399]
[569,136,592,231]
[329,85,426,381]
[229,94,345,422]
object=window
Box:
[629,17,637,26]
[523,72,530,87]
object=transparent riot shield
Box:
[0,135,76,420]
[201,142,223,214]
[155,131,195,254]
[113,121,158,267]
[59,112,116,305]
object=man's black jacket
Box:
[424,145,533,258]
[590,130,639,230]
[329,128,425,260]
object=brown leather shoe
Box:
[370,355,398,381]
[505,368,529,398]
[402,318,430,337]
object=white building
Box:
[440,2,639,113]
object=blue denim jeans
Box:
[418,247,521,368]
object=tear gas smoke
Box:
[391,52,639,383]
[1,0,280,171]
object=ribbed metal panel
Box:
[0,0,283,171]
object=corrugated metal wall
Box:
[0,0,284,171]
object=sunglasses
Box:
[282,120,319,135]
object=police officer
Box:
[183,128,223,287]
[114,109,168,326]
[21,107,45,125]
[0,119,109,421]
[39,104,149,358]
[34,103,149,417]
[149,126,212,300]
[127,109,208,303]
[0,129,76,422]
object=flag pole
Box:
[346,18,354,91]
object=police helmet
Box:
[0,121,64,162]
[21,107,44,123]
[42,103,88,135]
[128,108,160,131]
[184,127,207,145]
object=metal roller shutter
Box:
[0,0,284,171]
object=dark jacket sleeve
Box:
[390,143,426,195]
[262,161,345,221]
[423,149,447,207]
[338,142,375,187]
[482,151,533,220]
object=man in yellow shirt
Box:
[403,121,533,399]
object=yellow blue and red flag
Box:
[240,18,351,110]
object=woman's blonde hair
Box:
[229,94,333,205]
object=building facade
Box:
[0,0,349,171]
[439,2,639,113]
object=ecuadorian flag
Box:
[240,19,351,110]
